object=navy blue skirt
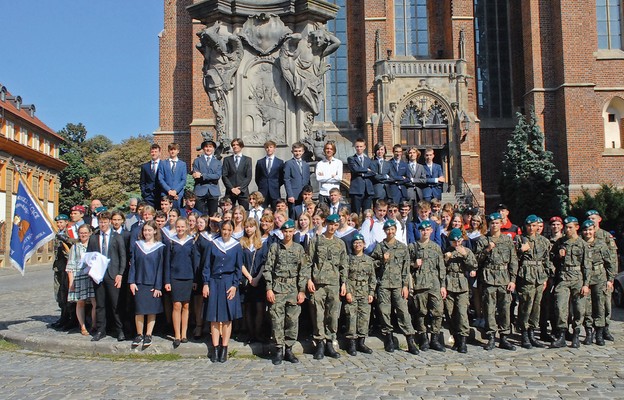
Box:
[204,274,242,322]
[134,284,163,315]
[171,278,193,303]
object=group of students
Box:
[49,137,619,364]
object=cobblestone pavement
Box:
[0,264,623,399]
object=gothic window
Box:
[395,0,429,57]
[426,101,448,126]
[604,97,624,148]
[400,101,425,126]
[597,0,623,49]
[474,0,513,119]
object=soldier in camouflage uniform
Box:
[476,212,518,351]
[370,219,419,355]
[409,220,447,352]
[581,219,616,346]
[539,215,564,342]
[344,233,377,356]
[516,214,552,349]
[586,210,618,341]
[307,214,347,360]
[51,214,75,330]
[264,219,310,365]
[551,216,591,348]
[443,228,477,353]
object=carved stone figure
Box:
[239,13,292,56]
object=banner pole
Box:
[10,160,57,232]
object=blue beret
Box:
[585,210,600,217]
[326,214,340,223]
[383,219,397,230]
[352,233,365,242]
[449,228,463,241]
[95,206,107,214]
[581,220,595,229]
[418,220,432,230]
[280,219,295,230]
[564,216,578,224]
[488,212,502,222]
[55,214,69,221]
[536,217,544,223]
[525,214,539,224]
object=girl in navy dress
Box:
[191,215,210,340]
[335,208,357,255]
[232,206,247,241]
[202,220,243,362]
[240,218,267,343]
[129,221,165,348]
[164,217,197,348]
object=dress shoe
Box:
[91,332,106,342]
[173,339,181,348]
[117,332,126,342]
[284,346,299,363]
[180,338,188,344]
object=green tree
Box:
[499,111,568,222]
[58,122,87,154]
[570,184,624,233]
[83,134,114,175]
[58,123,91,213]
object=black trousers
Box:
[197,195,219,216]
[94,274,122,336]
[350,194,372,216]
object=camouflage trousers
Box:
[554,279,586,330]
[344,296,371,339]
[268,291,301,348]
[583,281,608,328]
[483,284,512,335]
[412,287,443,334]
[377,287,415,335]
[516,279,545,331]
[445,290,470,337]
[310,284,340,341]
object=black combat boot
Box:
[570,328,581,348]
[284,346,299,363]
[540,326,554,342]
[499,334,516,351]
[384,334,395,353]
[458,336,468,354]
[357,337,373,354]
[325,341,341,358]
[272,347,284,365]
[483,333,495,351]
[347,339,357,356]
[219,346,228,362]
[406,335,420,355]
[595,327,606,346]
[418,332,429,351]
[521,331,532,349]
[583,327,594,346]
[528,328,544,348]
[430,332,446,352]
[603,326,614,341]
[551,330,566,348]
[314,340,325,360]
[451,334,458,351]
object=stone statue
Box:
[302,129,327,161]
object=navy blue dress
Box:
[165,235,197,302]
[242,242,268,303]
[335,227,358,255]
[129,241,165,315]
[203,238,243,322]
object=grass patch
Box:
[0,339,20,351]
[100,353,182,362]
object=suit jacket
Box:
[159,159,188,198]
[139,160,163,205]
[222,154,252,197]
[407,219,442,247]
[192,155,222,198]
[347,154,374,196]
[369,157,392,200]
[327,202,349,215]
[422,162,444,201]
[283,158,310,201]
[86,231,127,280]
[386,158,409,204]
[406,162,427,202]
[255,156,284,200]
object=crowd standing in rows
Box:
[50,138,619,364]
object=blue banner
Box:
[9,179,55,275]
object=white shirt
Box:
[315,157,343,196]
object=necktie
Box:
[101,233,108,257]
[411,163,416,175]
[332,206,337,214]
[171,160,176,173]
[151,161,156,174]
[359,156,363,165]
[297,159,302,175]
[206,156,211,166]
[235,155,240,169]
[395,160,399,172]
[267,157,272,172]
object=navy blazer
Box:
[386,158,409,204]
[283,158,310,201]
[86,231,127,280]
[139,160,163,206]
[369,157,392,200]
[347,154,375,196]
[422,162,444,201]
[192,155,222,198]
[165,238,197,283]
[159,159,188,198]
[255,156,284,200]
[222,154,252,197]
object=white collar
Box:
[335,226,355,238]
[170,158,179,162]
[169,234,194,246]
[213,237,239,253]
[136,240,165,255]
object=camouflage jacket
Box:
[443,246,477,293]
[309,234,347,286]
[408,240,446,291]
[517,234,552,284]
[551,236,590,285]
[476,234,518,286]
[345,253,377,298]
[371,240,410,289]
[264,241,310,294]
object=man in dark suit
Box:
[110,210,133,335]
[292,185,313,221]
[89,211,127,341]
[370,142,391,204]
[139,144,163,208]
[347,138,375,215]
[386,144,409,205]
[255,140,284,209]
[192,140,222,215]
[158,143,188,210]
[221,138,252,209]
[407,200,442,246]
[283,142,310,217]
[422,147,446,201]
[405,147,427,216]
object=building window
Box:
[6,121,14,140]
[604,96,624,148]
[44,140,50,155]
[474,0,514,119]
[395,0,429,57]
[597,0,623,49]
[38,175,44,200]
[20,128,28,145]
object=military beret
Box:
[581,220,595,229]
[201,140,217,149]
[71,205,86,213]
[564,216,578,224]
[536,217,544,223]
[383,219,397,230]
[488,212,502,222]
[549,216,563,224]
[585,210,600,217]
[352,233,365,242]
[95,206,107,214]
[525,214,539,224]
[54,214,69,221]
[326,214,340,223]
[449,228,463,242]
[280,219,295,230]
[496,203,509,211]
[418,220,432,230]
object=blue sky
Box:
[0,2,163,143]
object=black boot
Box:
[272,347,284,365]
[325,341,341,358]
[406,335,420,355]
[458,336,468,353]
[210,345,219,363]
[347,339,357,356]
[551,330,566,348]
[430,332,446,352]
[418,332,429,351]
[540,326,554,342]
[383,334,395,353]
[219,345,228,362]
[483,334,495,351]
[528,329,545,348]
[521,331,532,349]
[603,326,614,341]
[451,334,459,351]
[595,327,606,346]
[570,328,580,348]
[284,346,299,363]
[357,337,373,354]
[499,334,516,351]
[314,340,325,360]
[583,327,594,346]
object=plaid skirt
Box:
[67,269,95,302]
